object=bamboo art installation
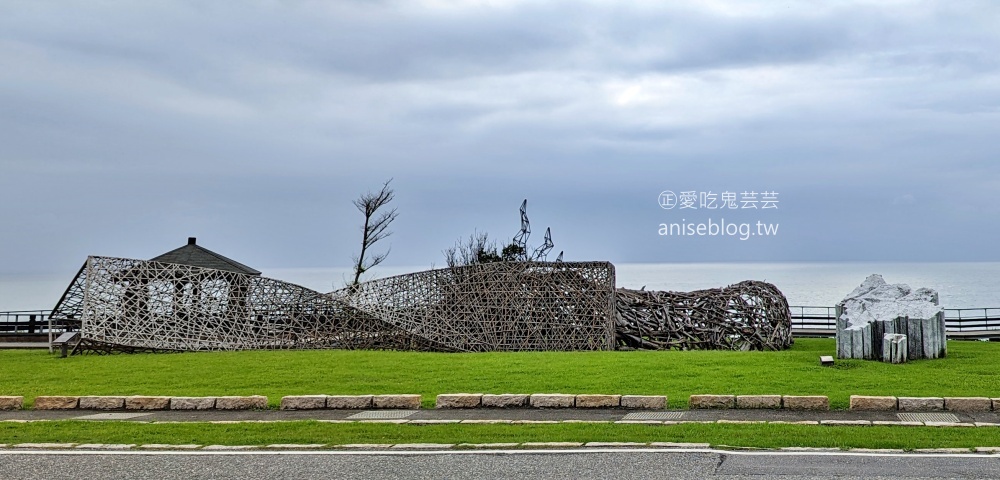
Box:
[50,257,616,353]
[49,255,791,354]
[50,256,342,353]
[615,281,794,351]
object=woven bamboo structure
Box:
[335,261,616,351]
[615,281,793,351]
[50,254,789,353]
[51,257,616,353]
[50,256,342,353]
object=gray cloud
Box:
[2,0,1000,277]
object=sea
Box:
[3,262,1000,312]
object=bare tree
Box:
[444,231,500,268]
[350,179,398,288]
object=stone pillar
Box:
[882,333,907,364]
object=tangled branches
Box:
[615,280,793,351]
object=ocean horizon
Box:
[3,261,1000,312]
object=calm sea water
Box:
[3,262,999,311]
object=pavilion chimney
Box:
[188,237,197,245]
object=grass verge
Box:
[2,338,999,409]
[1,421,999,450]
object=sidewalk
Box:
[3,407,998,426]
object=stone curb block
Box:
[898,397,944,411]
[280,395,328,410]
[75,444,135,450]
[170,397,217,410]
[436,394,483,409]
[326,395,373,409]
[139,444,202,450]
[736,395,782,409]
[849,395,897,411]
[650,442,711,448]
[14,443,76,449]
[521,442,584,448]
[993,398,1000,412]
[481,394,528,408]
[575,394,620,408]
[584,442,647,447]
[689,395,735,409]
[945,397,992,412]
[457,443,521,449]
[125,396,171,410]
[782,396,829,411]
[390,443,456,450]
[529,394,575,408]
[33,396,80,410]
[216,396,268,410]
[372,395,421,409]
[79,396,126,410]
[0,396,24,411]
[620,395,666,409]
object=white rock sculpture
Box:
[835,274,945,361]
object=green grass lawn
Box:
[2,421,1000,450]
[2,338,998,409]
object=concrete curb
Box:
[4,441,999,453]
[851,396,1000,412]
[12,393,1000,411]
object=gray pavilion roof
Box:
[149,237,261,276]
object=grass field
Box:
[2,421,1000,450]
[2,338,999,409]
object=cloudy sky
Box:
[2,0,999,276]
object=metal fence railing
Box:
[788,306,1000,336]
[0,310,56,334]
[4,306,1000,341]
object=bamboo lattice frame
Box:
[615,281,794,351]
[50,257,616,353]
[50,256,790,353]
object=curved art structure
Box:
[49,256,790,353]
[335,261,616,351]
[50,256,342,353]
[50,257,616,353]
[614,281,794,351]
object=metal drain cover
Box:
[74,413,153,420]
[346,410,416,420]
[897,413,960,423]
[621,412,685,421]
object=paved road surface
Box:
[2,449,999,479]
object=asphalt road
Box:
[2,449,999,479]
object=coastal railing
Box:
[0,310,57,334]
[789,306,1000,337]
[3,306,1000,340]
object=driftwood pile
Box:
[615,280,793,351]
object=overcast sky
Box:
[2,0,999,276]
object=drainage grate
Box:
[346,410,416,420]
[74,413,153,421]
[897,413,960,423]
[621,412,685,421]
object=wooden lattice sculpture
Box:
[50,256,343,353]
[51,257,616,353]
[614,281,793,351]
[335,261,616,351]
